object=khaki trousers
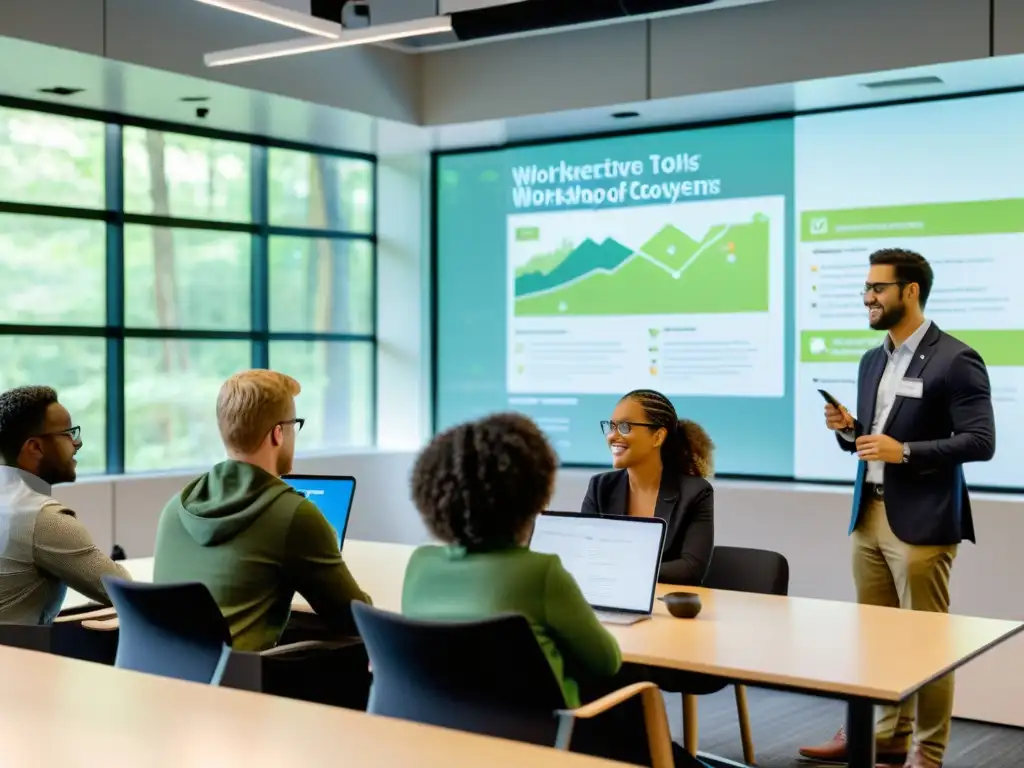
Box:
[852,499,957,765]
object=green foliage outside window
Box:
[0,104,375,475]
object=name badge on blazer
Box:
[897,377,924,399]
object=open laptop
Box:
[529,512,666,625]
[282,474,356,549]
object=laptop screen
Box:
[529,513,665,614]
[283,475,356,548]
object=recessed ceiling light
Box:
[611,111,640,119]
[38,87,83,97]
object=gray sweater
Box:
[0,467,130,624]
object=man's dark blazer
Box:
[840,322,995,546]
[581,468,714,585]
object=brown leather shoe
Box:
[798,726,908,764]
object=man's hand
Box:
[824,403,854,431]
[855,434,904,463]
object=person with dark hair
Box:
[404,412,619,706]
[800,248,995,768]
[403,412,702,767]
[582,389,714,586]
[0,385,129,624]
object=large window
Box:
[0,102,376,474]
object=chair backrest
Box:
[703,546,789,596]
[352,603,567,745]
[102,576,232,685]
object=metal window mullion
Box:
[104,122,125,475]
[251,143,270,369]
[370,158,379,445]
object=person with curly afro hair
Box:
[402,412,704,768]
[403,412,620,703]
[584,389,715,586]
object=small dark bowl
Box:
[658,591,702,619]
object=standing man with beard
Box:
[799,249,995,768]
[0,386,130,623]
[153,370,371,651]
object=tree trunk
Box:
[144,130,185,443]
[311,156,353,443]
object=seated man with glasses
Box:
[153,369,371,651]
[0,385,130,624]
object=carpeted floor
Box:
[663,686,1024,767]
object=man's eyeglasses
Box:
[36,426,82,444]
[600,420,658,437]
[279,418,305,433]
[862,281,906,296]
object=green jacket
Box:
[402,545,622,707]
[153,460,370,651]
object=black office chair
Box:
[351,603,676,767]
[93,578,370,706]
[704,546,789,596]
[101,576,233,685]
[680,546,789,765]
[0,619,118,665]
[257,636,371,710]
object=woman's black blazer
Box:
[581,468,714,586]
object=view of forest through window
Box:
[0,105,375,474]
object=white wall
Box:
[56,451,1024,727]
[375,122,433,449]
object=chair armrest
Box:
[259,640,356,657]
[562,682,659,719]
[81,617,119,631]
[54,607,117,624]
[556,682,675,768]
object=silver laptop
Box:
[529,512,666,625]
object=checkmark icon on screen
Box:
[810,217,828,235]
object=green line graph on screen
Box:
[511,203,773,317]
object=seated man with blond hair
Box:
[153,369,371,651]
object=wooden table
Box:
[61,540,410,613]
[63,540,1024,768]
[629,585,1023,768]
[0,642,626,767]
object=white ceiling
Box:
[1,26,1023,155]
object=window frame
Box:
[0,95,378,474]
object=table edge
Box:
[624,620,1024,703]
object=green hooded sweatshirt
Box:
[153,460,371,651]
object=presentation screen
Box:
[793,93,1023,489]
[436,120,795,476]
[435,90,1024,489]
